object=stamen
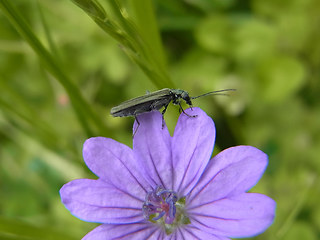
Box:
[142,186,190,234]
[153,211,166,221]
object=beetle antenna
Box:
[191,89,236,99]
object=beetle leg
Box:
[161,103,170,128]
[133,115,140,137]
[179,102,197,118]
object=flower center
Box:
[142,186,190,235]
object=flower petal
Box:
[179,225,230,240]
[187,146,268,206]
[172,107,215,196]
[189,193,276,238]
[60,179,144,224]
[133,111,173,189]
[82,223,163,240]
[83,137,150,195]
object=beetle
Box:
[111,88,235,135]
[111,88,234,118]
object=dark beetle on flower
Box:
[111,88,235,119]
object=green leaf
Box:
[232,18,277,62]
[256,55,306,103]
[72,0,106,19]
[128,0,167,72]
[70,0,174,89]
[195,15,232,54]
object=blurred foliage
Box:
[0,0,319,239]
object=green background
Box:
[0,0,319,239]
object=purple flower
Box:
[60,108,276,239]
